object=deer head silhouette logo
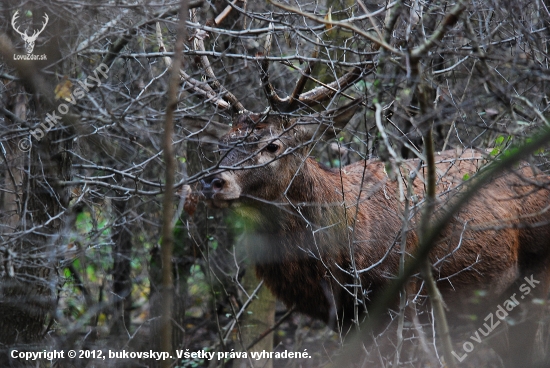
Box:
[11,11,49,54]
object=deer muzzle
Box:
[200,172,242,208]
[200,176,226,200]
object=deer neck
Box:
[240,158,359,236]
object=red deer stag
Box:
[185,25,550,368]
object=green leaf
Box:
[87,264,97,282]
[462,173,470,181]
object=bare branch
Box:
[269,0,401,55]
[410,0,467,59]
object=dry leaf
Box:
[177,185,199,216]
[192,29,209,41]
[54,76,73,102]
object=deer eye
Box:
[265,143,279,153]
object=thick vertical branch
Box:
[160,1,187,366]
[110,197,133,341]
[417,83,456,368]
[393,172,413,367]
[237,268,276,368]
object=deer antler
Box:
[185,9,366,116]
[190,9,247,113]
[155,22,230,111]
[257,22,303,112]
[258,22,367,112]
[297,66,364,105]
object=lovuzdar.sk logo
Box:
[11,10,48,61]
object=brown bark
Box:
[110,197,133,341]
[237,266,276,368]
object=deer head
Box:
[182,12,367,210]
[200,102,361,209]
[12,11,49,54]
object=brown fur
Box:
[202,112,550,365]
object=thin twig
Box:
[410,0,467,60]
[269,0,401,55]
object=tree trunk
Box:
[0,101,71,366]
[110,197,134,341]
[237,263,276,368]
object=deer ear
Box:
[297,98,363,142]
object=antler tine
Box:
[11,11,26,37]
[259,24,364,112]
[258,22,290,112]
[191,10,247,113]
[297,66,366,106]
[181,72,231,110]
[287,44,319,111]
[261,61,365,112]
[155,22,230,110]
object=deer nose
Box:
[200,177,226,199]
